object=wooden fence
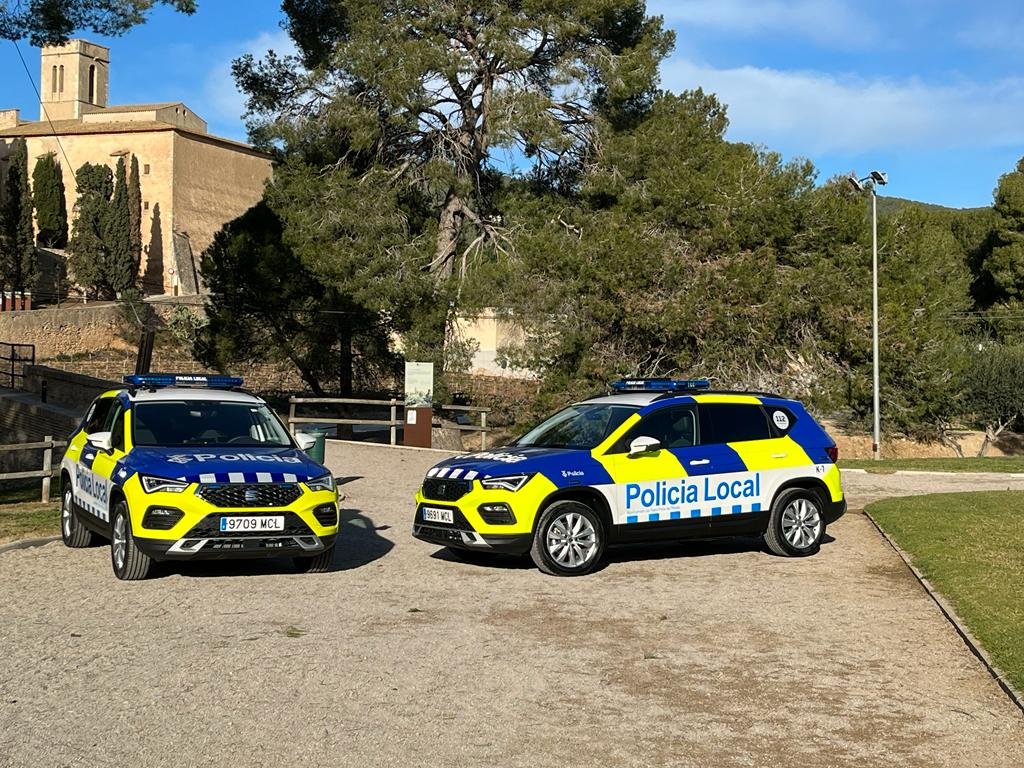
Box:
[0,436,66,502]
[287,398,490,448]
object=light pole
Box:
[848,170,888,461]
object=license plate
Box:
[422,507,454,524]
[219,515,284,533]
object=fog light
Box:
[478,503,515,525]
[313,503,338,527]
[142,506,184,530]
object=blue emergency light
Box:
[611,378,711,392]
[123,373,244,390]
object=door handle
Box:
[771,453,788,459]
[689,459,711,466]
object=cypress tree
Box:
[127,154,142,285]
[68,162,114,299]
[1,139,36,300]
[104,156,134,296]
[32,153,68,249]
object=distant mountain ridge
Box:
[876,196,989,218]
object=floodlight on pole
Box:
[849,170,888,461]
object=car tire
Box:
[110,500,152,581]
[294,545,335,574]
[61,485,96,548]
[530,500,605,576]
[764,488,825,557]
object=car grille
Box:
[196,483,302,508]
[421,477,472,502]
[186,512,313,538]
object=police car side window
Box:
[110,408,126,452]
[612,406,698,452]
[83,397,114,434]
[700,404,772,444]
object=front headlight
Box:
[479,474,532,492]
[306,474,335,493]
[140,475,188,494]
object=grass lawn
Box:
[867,492,1024,692]
[0,503,60,544]
[841,457,1024,473]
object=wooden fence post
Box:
[390,400,397,446]
[481,411,488,450]
[41,435,52,503]
[288,400,296,435]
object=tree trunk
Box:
[337,327,353,397]
[434,190,464,280]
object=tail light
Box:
[825,445,839,463]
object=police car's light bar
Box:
[123,373,244,389]
[611,378,711,392]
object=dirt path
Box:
[0,444,1021,767]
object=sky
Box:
[2,0,1023,208]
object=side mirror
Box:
[628,436,662,457]
[295,432,317,451]
[86,431,113,452]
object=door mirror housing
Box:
[86,431,113,452]
[628,436,662,456]
[295,432,317,451]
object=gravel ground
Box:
[1,443,1022,768]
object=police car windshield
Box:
[132,401,293,448]
[513,404,638,450]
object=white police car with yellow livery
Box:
[60,374,339,580]
[413,379,846,576]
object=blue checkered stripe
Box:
[186,471,306,484]
[78,497,109,522]
[625,502,763,525]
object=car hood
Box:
[426,446,590,480]
[128,446,327,484]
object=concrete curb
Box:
[864,510,1024,716]
[0,535,60,555]
[841,468,1024,479]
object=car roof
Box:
[578,391,796,408]
[114,387,265,404]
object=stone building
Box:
[0,39,272,296]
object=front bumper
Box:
[135,531,337,560]
[411,502,533,554]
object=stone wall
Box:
[0,302,129,359]
[23,365,116,412]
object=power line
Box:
[10,40,76,176]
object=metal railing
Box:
[286,397,491,448]
[0,436,66,502]
[0,342,35,389]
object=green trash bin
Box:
[303,427,330,463]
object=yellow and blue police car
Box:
[413,379,846,576]
[60,374,339,580]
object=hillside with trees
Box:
[195,0,1024,444]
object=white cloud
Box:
[201,29,297,124]
[647,0,877,47]
[957,17,1024,52]
[662,57,1024,154]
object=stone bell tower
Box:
[39,40,109,121]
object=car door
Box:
[81,397,127,525]
[597,404,719,531]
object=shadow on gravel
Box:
[153,507,394,579]
[428,532,837,574]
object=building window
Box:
[144,201,149,211]
[58,65,64,93]
[51,66,57,93]
[143,164,150,175]
[88,65,96,104]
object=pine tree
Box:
[32,153,68,248]
[67,162,114,299]
[1,139,36,299]
[104,156,135,295]
[127,154,143,285]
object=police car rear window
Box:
[700,404,772,444]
